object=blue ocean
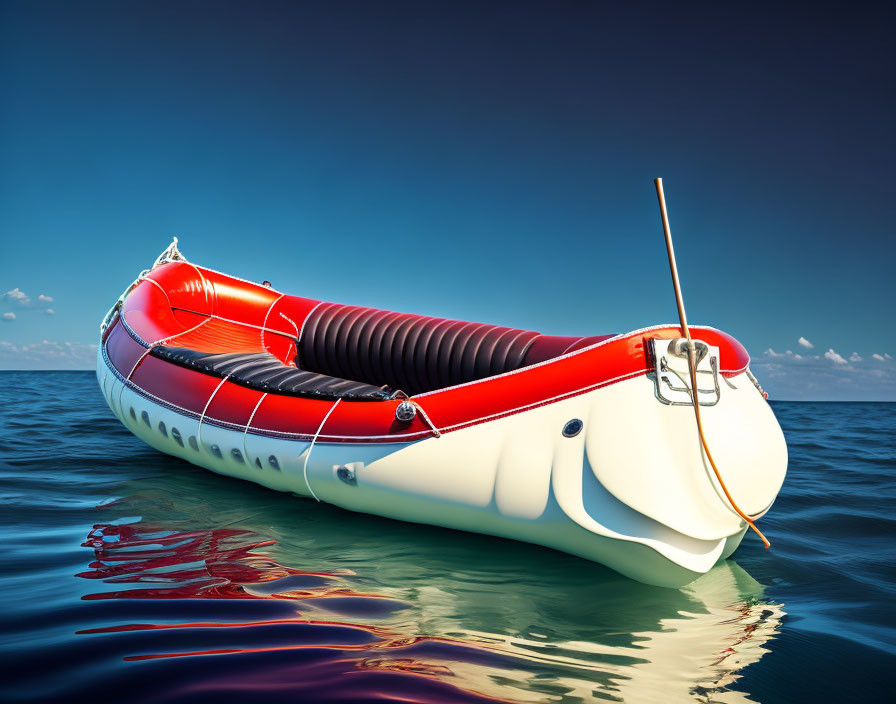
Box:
[1,371,892,702]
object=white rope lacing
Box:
[137,275,171,302]
[151,240,215,316]
[410,399,441,438]
[125,317,211,381]
[242,393,268,467]
[260,294,285,352]
[197,374,231,448]
[301,398,342,502]
[151,237,186,269]
[279,311,300,362]
[186,261,214,314]
[297,300,325,340]
[118,317,212,412]
[168,308,299,346]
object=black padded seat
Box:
[152,347,391,401]
[298,303,541,396]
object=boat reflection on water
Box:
[429,563,785,703]
[76,464,784,703]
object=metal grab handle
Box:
[660,356,719,390]
[657,355,721,406]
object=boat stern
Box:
[583,329,787,546]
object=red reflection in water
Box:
[78,523,348,600]
[78,619,393,637]
[78,617,455,662]
[357,658,454,677]
[76,522,511,703]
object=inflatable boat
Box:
[96,189,786,587]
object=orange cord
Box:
[684,345,770,548]
[654,177,769,549]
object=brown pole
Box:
[651,177,770,548]
[653,178,690,341]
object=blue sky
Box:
[1,1,894,400]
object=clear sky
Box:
[1,1,894,400]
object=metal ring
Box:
[395,401,416,423]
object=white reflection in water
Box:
[372,561,783,703]
[109,466,784,703]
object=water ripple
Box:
[0,372,892,702]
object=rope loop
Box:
[411,400,441,438]
[302,398,342,502]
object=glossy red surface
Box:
[106,262,751,441]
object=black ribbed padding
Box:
[151,346,391,401]
[297,304,541,396]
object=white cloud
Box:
[44,308,55,315]
[824,348,848,365]
[2,312,15,321]
[888,354,894,361]
[766,348,806,361]
[2,289,55,311]
[0,340,98,369]
[849,352,862,363]
[3,288,30,305]
[752,346,896,400]
[798,336,814,349]
[872,353,886,361]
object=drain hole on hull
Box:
[210,444,222,459]
[231,449,244,463]
[171,427,183,446]
[140,410,151,427]
[255,457,262,469]
[188,436,199,451]
[562,419,584,438]
[158,421,167,437]
[129,407,137,421]
[268,455,280,471]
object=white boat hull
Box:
[97,344,786,588]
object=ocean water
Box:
[0,371,892,703]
